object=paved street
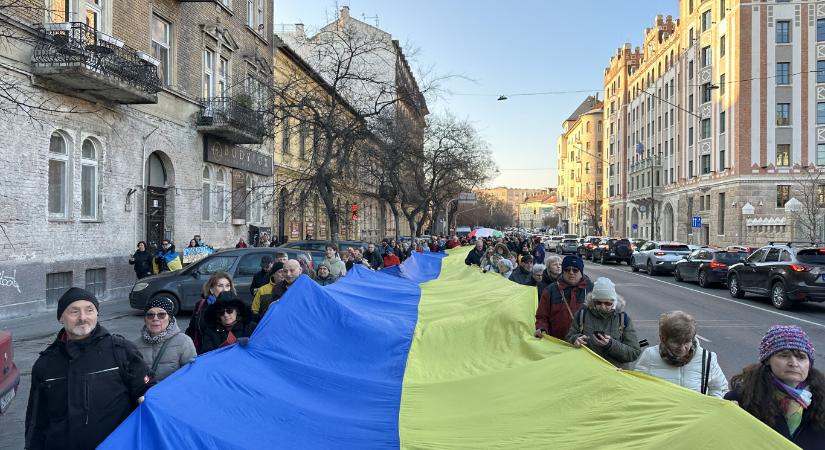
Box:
[2,258,824,448]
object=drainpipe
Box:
[137,127,160,246]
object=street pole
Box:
[651,154,655,241]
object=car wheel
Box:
[150,293,180,315]
[728,274,745,298]
[631,257,639,272]
[698,270,710,288]
[646,261,655,275]
[674,267,683,282]
[771,281,793,310]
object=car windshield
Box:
[797,249,825,264]
[195,256,237,274]
[660,245,690,251]
[715,252,748,263]
[563,239,577,244]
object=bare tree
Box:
[456,193,512,229]
[789,164,825,242]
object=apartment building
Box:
[0,0,274,318]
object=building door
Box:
[146,187,167,251]
[702,224,710,246]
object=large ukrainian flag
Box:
[102,248,798,449]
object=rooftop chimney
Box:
[295,23,304,36]
[340,6,350,19]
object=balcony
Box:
[628,156,662,174]
[32,22,160,104]
[197,96,265,144]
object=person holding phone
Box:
[566,277,642,368]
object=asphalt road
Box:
[2,259,824,448]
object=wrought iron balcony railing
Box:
[32,22,161,103]
[197,96,265,144]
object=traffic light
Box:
[351,203,359,220]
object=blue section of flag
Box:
[100,252,445,449]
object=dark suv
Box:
[674,248,749,288]
[591,238,633,265]
[727,243,825,309]
[578,236,603,260]
[129,247,313,314]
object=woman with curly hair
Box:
[725,325,824,449]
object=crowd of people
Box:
[24,233,823,449]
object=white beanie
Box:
[592,277,617,301]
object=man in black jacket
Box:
[250,255,273,295]
[25,287,153,450]
[363,243,384,270]
[465,239,485,266]
[509,254,536,286]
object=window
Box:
[718,192,726,234]
[151,15,171,86]
[85,268,105,298]
[46,271,72,308]
[818,61,825,84]
[765,248,781,263]
[217,57,228,97]
[701,154,711,174]
[819,19,825,42]
[776,144,790,167]
[689,126,694,145]
[49,0,70,23]
[701,118,711,139]
[214,169,226,222]
[720,0,726,19]
[48,132,68,217]
[702,83,712,103]
[702,46,712,68]
[80,139,98,219]
[299,122,307,159]
[818,144,825,166]
[701,10,712,32]
[719,147,726,170]
[247,0,254,28]
[202,166,211,221]
[819,102,825,124]
[247,0,264,32]
[688,60,694,79]
[85,0,101,30]
[203,49,214,98]
[719,111,726,134]
[720,74,726,96]
[776,62,790,85]
[819,184,825,207]
[689,159,695,178]
[776,103,791,126]
[281,117,290,153]
[777,185,791,208]
[776,20,790,43]
[720,35,726,57]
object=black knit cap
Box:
[145,296,175,315]
[56,287,99,319]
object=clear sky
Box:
[274,0,680,189]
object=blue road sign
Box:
[631,223,639,230]
[692,216,702,229]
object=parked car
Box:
[578,236,603,260]
[279,239,367,253]
[674,248,749,287]
[630,239,647,251]
[129,247,315,314]
[546,236,563,252]
[0,330,20,415]
[630,241,692,274]
[727,243,825,310]
[591,238,634,265]
[557,238,579,255]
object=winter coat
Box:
[154,245,179,273]
[133,322,196,382]
[535,277,593,340]
[633,341,728,398]
[724,389,825,450]
[316,275,337,286]
[363,250,384,269]
[323,256,347,278]
[25,325,152,450]
[250,269,270,295]
[200,299,257,354]
[383,254,401,268]
[464,248,484,266]
[184,295,212,353]
[129,250,153,279]
[536,270,560,301]
[250,280,290,320]
[566,301,642,367]
[509,267,536,286]
[532,244,546,266]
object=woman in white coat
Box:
[634,310,728,398]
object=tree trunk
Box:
[388,202,401,240]
[317,175,339,243]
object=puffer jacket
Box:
[566,298,642,367]
[133,322,197,381]
[508,267,536,286]
[322,256,347,278]
[633,340,728,398]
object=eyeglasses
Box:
[220,308,236,316]
[145,312,168,320]
[563,267,580,274]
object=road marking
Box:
[696,334,712,343]
[588,264,825,330]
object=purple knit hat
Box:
[759,325,815,365]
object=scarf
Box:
[659,341,697,367]
[141,317,176,345]
[773,378,812,435]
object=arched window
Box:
[215,169,226,222]
[48,132,69,217]
[202,166,211,221]
[80,138,98,219]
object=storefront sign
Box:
[204,139,273,176]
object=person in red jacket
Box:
[534,255,593,340]
[383,249,401,268]
[446,236,461,249]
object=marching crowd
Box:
[22,234,824,449]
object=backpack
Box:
[700,349,714,395]
[110,334,135,385]
[576,309,627,341]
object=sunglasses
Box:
[563,267,580,273]
[145,312,168,320]
[220,308,237,316]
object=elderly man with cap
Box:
[134,297,196,381]
[534,255,593,340]
[26,287,153,450]
[509,254,536,286]
[566,277,642,368]
[725,325,825,448]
